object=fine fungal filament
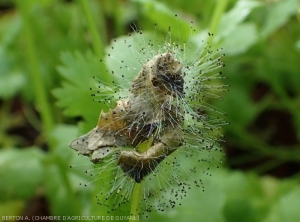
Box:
[70,52,185,183]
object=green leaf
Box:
[217,84,258,127]
[0,200,24,218]
[105,32,158,84]
[221,171,263,199]
[295,39,300,51]
[47,124,96,216]
[0,148,45,201]
[44,125,89,217]
[0,14,26,99]
[53,51,108,130]
[217,0,261,39]
[49,124,93,181]
[133,0,193,41]
[261,0,299,38]
[0,70,26,99]
[148,169,226,222]
[223,199,260,222]
[50,124,79,160]
[222,23,258,55]
[263,188,300,222]
[44,162,81,217]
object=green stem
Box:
[17,3,79,217]
[111,0,124,36]
[130,183,142,221]
[78,0,105,58]
[78,0,113,84]
[128,138,152,221]
[252,159,286,174]
[16,0,54,138]
[208,0,229,42]
[230,124,300,161]
[266,66,300,128]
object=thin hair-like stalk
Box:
[208,0,229,44]
[129,137,153,220]
[129,183,142,221]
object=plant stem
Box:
[78,0,105,58]
[128,138,152,221]
[111,0,124,36]
[130,183,142,221]
[230,124,300,161]
[16,0,54,138]
[209,0,229,42]
[78,0,113,84]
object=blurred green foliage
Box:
[0,0,300,221]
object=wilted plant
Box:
[69,17,229,217]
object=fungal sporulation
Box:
[69,22,228,212]
[70,52,184,183]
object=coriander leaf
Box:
[53,51,110,131]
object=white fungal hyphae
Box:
[70,20,228,213]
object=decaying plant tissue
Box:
[69,21,228,212]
